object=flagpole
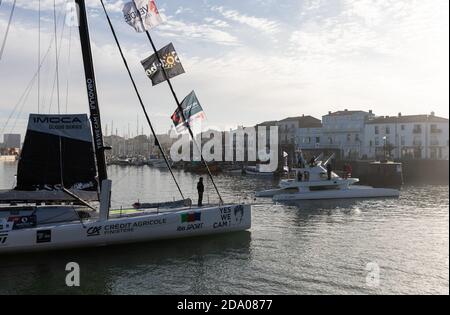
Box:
[132,1,224,205]
[99,0,185,201]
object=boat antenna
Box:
[130,0,224,205]
[99,0,185,200]
[75,0,108,188]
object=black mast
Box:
[75,0,108,186]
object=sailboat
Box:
[0,0,251,254]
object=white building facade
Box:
[364,113,449,160]
[321,110,375,159]
[296,126,323,150]
[3,134,21,149]
[277,116,322,146]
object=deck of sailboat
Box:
[0,189,98,204]
[108,203,227,218]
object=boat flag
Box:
[141,43,185,86]
[171,91,206,132]
[123,0,164,33]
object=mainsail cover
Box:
[15,114,98,191]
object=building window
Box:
[401,136,405,146]
[315,137,320,144]
[347,134,351,142]
[401,125,405,131]
[355,134,360,142]
[430,124,441,133]
[375,126,379,134]
[375,137,379,146]
[328,137,333,144]
[386,126,390,134]
[413,136,421,146]
[430,136,439,146]
[306,137,311,144]
[413,124,422,134]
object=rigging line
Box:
[48,5,68,114]
[38,0,41,113]
[58,136,64,187]
[0,0,16,62]
[64,23,72,114]
[9,74,36,133]
[99,0,185,200]
[130,0,224,205]
[1,26,58,134]
[0,74,36,136]
[38,0,67,113]
[53,0,61,114]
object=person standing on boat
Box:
[197,177,204,207]
[309,156,316,167]
[326,163,332,180]
[297,150,306,168]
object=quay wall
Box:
[335,160,449,185]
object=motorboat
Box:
[256,155,400,201]
[245,165,275,177]
[148,157,172,168]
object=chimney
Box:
[369,110,373,114]
[431,111,435,116]
[344,109,348,112]
[328,111,332,115]
[302,114,305,117]
[398,112,402,117]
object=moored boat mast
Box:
[75,0,108,187]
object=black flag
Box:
[141,43,185,86]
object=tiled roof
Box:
[366,115,449,124]
[256,120,278,127]
[324,110,368,117]
[278,116,322,128]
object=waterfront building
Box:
[277,116,322,145]
[364,112,449,160]
[321,110,375,159]
[3,133,21,149]
[295,123,323,150]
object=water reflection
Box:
[0,163,448,295]
[0,232,251,294]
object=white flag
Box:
[123,0,164,33]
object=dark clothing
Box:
[197,181,204,207]
[326,164,332,180]
[198,193,203,207]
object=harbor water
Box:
[0,162,448,294]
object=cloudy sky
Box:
[0,0,448,137]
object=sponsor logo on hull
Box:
[0,233,8,245]
[36,230,52,243]
[86,219,167,237]
[8,215,37,230]
[213,205,245,229]
[177,212,203,232]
